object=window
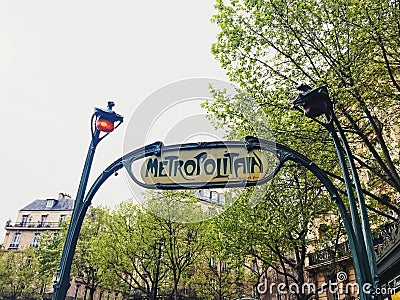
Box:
[201,190,210,199]
[209,191,222,204]
[39,215,48,227]
[10,233,21,248]
[59,215,66,223]
[46,199,54,208]
[318,224,329,239]
[251,259,258,272]
[210,279,216,289]
[210,257,216,268]
[221,261,228,272]
[208,207,214,216]
[217,193,225,205]
[32,233,40,248]
[21,215,29,226]
[326,274,340,300]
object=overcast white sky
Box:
[0,1,229,240]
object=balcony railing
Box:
[5,221,63,229]
[308,241,351,266]
[195,190,225,206]
[309,222,400,266]
[374,221,400,261]
[8,243,19,249]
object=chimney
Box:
[58,193,72,200]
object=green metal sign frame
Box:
[53,87,378,300]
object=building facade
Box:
[2,192,73,250]
[376,222,400,300]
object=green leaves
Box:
[208,164,338,298]
[0,248,41,299]
[206,1,400,296]
[210,0,400,218]
[90,196,208,300]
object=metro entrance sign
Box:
[125,140,277,189]
[53,98,376,300]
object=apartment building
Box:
[2,192,74,250]
[303,222,400,300]
[195,189,225,212]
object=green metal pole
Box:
[325,122,373,282]
[52,130,100,300]
[327,129,372,300]
[292,85,376,298]
[333,116,378,293]
[52,102,123,300]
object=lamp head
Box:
[292,85,332,118]
[96,119,114,132]
[94,101,124,132]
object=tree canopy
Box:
[209,0,400,218]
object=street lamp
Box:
[292,85,377,299]
[52,102,123,300]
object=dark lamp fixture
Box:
[94,101,124,123]
[96,119,114,132]
[93,101,124,133]
[292,85,332,118]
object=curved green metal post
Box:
[292,85,378,299]
[252,138,369,300]
[52,103,123,300]
[333,116,377,287]
[52,131,100,300]
[325,122,373,285]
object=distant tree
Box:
[72,206,109,300]
[189,220,251,300]
[37,230,65,295]
[37,207,110,300]
[214,163,338,300]
[93,201,168,300]
[0,248,41,300]
[147,191,207,300]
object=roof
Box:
[20,199,74,211]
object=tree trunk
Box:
[173,279,179,300]
[89,287,96,300]
[149,285,158,300]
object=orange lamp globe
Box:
[96,119,114,132]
